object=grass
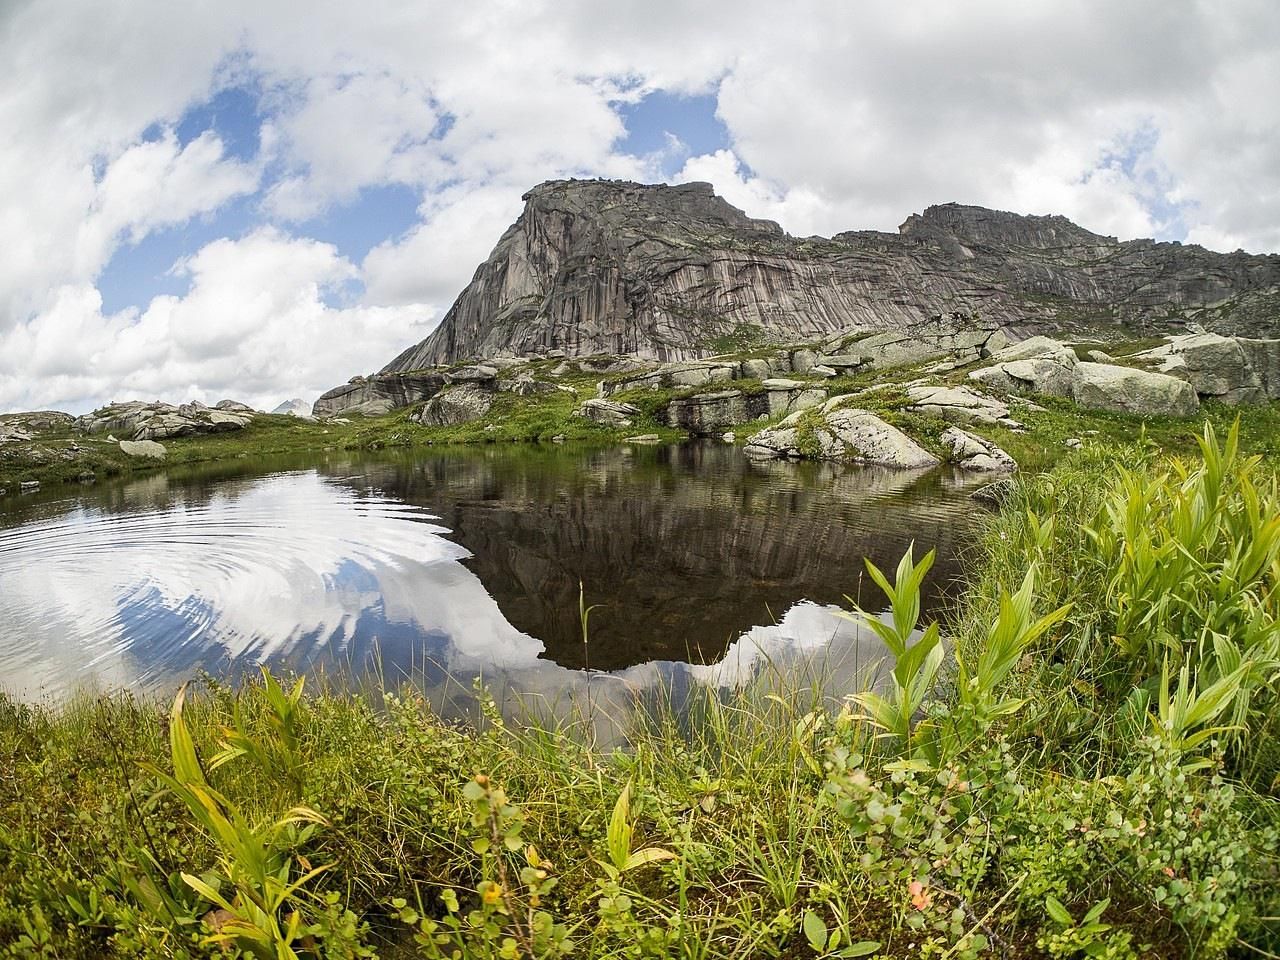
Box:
[1,423,1278,958]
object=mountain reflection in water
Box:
[0,442,984,707]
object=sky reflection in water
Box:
[0,444,983,715]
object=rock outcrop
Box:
[312,372,447,417]
[1136,333,1280,403]
[662,381,827,435]
[74,402,255,440]
[744,406,939,468]
[377,179,1280,372]
[0,411,73,443]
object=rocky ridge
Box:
[377,179,1280,373]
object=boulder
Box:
[1136,333,1280,403]
[745,407,939,468]
[215,400,256,413]
[415,384,494,426]
[1071,362,1199,417]
[814,353,872,374]
[118,439,167,459]
[576,398,640,427]
[904,384,1013,425]
[940,427,1017,472]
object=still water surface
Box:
[0,442,984,706]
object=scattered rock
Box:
[809,364,839,378]
[575,398,640,427]
[1064,438,1083,449]
[940,427,1017,471]
[762,379,827,416]
[119,439,167,459]
[415,383,494,426]
[993,335,1069,363]
[745,408,939,468]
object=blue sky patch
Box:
[618,90,730,177]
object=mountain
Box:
[271,399,312,417]
[381,179,1280,372]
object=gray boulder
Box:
[745,407,939,468]
[1072,362,1199,417]
[415,384,494,426]
[119,439,167,459]
[940,427,1017,472]
[576,398,640,427]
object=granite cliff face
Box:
[381,179,1280,372]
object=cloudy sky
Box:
[2,0,1278,414]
